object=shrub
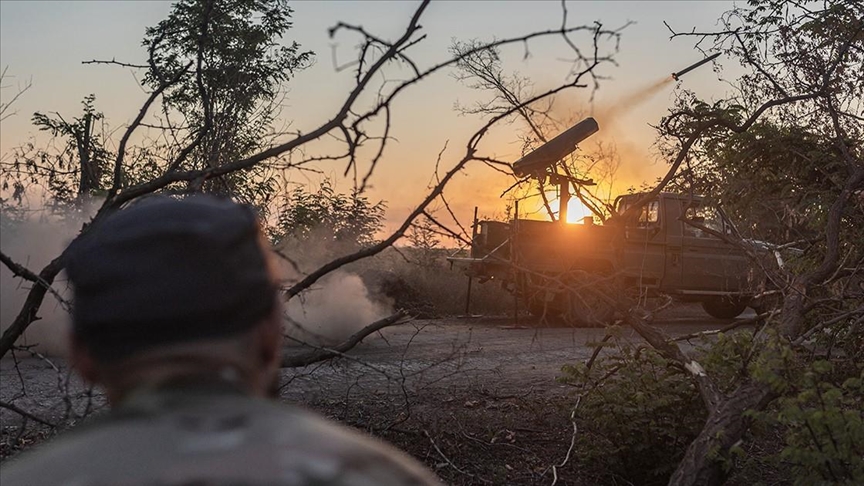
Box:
[758,361,864,485]
[272,179,385,247]
[560,331,707,485]
[562,327,864,485]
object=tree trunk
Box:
[669,380,776,485]
[670,275,812,485]
[77,113,99,197]
[0,256,65,358]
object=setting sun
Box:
[538,194,595,223]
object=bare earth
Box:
[2,303,743,484]
[282,304,726,399]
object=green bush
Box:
[560,331,707,485]
[561,327,864,485]
[758,362,864,485]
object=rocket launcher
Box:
[511,117,599,177]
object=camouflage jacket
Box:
[1,382,442,485]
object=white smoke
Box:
[0,203,393,356]
[283,270,390,346]
[0,209,90,357]
[273,230,392,347]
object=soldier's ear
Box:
[69,333,101,385]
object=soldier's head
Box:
[66,195,284,403]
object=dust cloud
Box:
[282,270,390,346]
[0,210,89,357]
[1,202,391,357]
[272,231,392,347]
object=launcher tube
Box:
[512,117,599,176]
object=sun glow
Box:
[539,196,594,224]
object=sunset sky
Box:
[0,0,739,236]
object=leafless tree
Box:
[0,67,32,124]
[451,32,626,225]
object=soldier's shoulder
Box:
[0,417,121,485]
[253,400,443,484]
[1,395,442,485]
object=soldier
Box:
[1,195,441,486]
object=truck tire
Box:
[701,298,747,319]
[563,291,614,327]
[519,275,562,321]
[528,298,561,319]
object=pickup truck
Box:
[455,192,770,325]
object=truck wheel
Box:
[701,298,746,319]
[564,291,614,327]
[528,298,561,319]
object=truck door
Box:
[679,205,749,292]
[620,198,666,290]
[661,197,684,292]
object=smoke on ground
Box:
[273,229,393,347]
[2,203,391,356]
[0,208,94,357]
[283,270,390,346]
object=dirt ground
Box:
[1,303,742,484]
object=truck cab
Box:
[613,193,754,302]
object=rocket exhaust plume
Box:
[672,52,721,80]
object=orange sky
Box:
[0,1,740,242]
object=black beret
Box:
[66,195,278,362]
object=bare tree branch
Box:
[0,400,56,428]
[281,312,410,368]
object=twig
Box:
[671,310,777,342]
[281,312,410,368]
[0,400,56,427]
[424,429,491,483]
[550,401,579,485]
[82,59,148,69]
[585,333,613,370]
[0,251,71,311]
